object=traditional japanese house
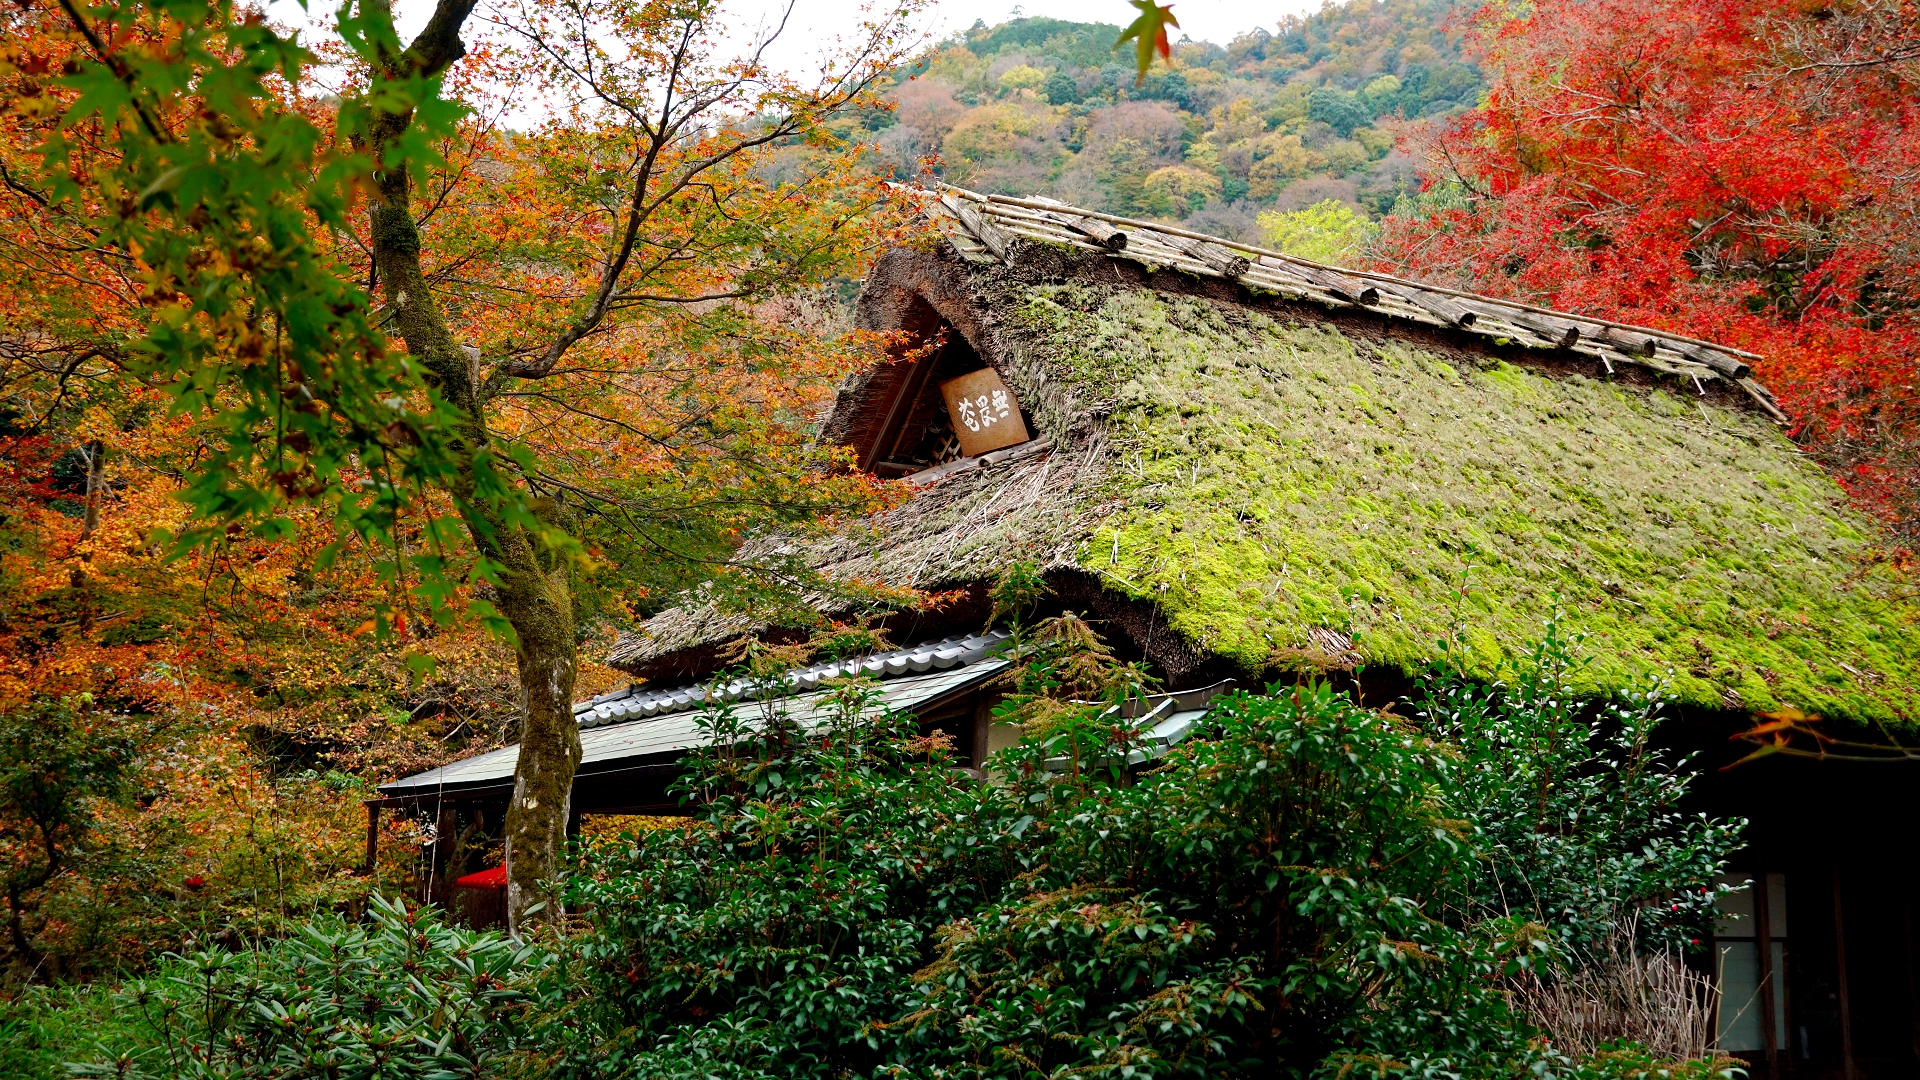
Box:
[381,185,1920,1078]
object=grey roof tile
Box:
[379,632,1012,797]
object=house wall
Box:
[1690,728,1920,1078]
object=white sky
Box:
[739,0,1327,61]
[269,0,1323,82]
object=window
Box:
[1713,871,1787,1053]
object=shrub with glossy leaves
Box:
[70,895,559,1080]
[561,679,1041,1078]
[561,656,1575,1078]
[551,617,1738,1078]
[52,621,1741,1080]
[884,682,1544,1079]
[1415,622,1743,961]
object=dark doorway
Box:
[1688,723,1920,1080]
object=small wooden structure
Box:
[376,631,1236,929]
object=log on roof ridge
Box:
[913,183,1776,418]
[921,196,1758,418]
[918,183,1765,363]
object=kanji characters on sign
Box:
[938,367,1032,458]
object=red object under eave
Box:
[454,864,508,889]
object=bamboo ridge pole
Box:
[929,183,1765,362]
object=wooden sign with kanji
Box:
[940,367,1031,457]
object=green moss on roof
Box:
[1007,282,1919,723]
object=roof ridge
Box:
[911,183,1784,421]
[571,629,1013,730]
[938,184,1762,362]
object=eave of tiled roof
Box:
[574,629,1011,731]
[376,630,1015,798]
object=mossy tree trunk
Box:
[350,0,909,932]
[359,0,580,933]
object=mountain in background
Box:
[865,0,1480,246]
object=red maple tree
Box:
[1374,0,1920,539]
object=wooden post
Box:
[1753,865,1778,1079]
[1905,878,1920,1070]
[361,800,382,877]
[970,691,993,772]
[431,801,456,904]
[1834,864,1855,1080]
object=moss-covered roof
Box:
[614,194,1920,724]
[1028,282,1914,721]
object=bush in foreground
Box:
[57,895,559,1080]
[44,621,1743,1079]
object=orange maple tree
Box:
[1374,0,1920,539]
[0,377,471,972]
[1,0,929,952]
[332,0,926,927]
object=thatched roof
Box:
[611,185,1920,724]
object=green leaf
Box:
[137,166,193,207]
[403,651,438,683]
[1114,0,1179,83]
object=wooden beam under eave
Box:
[861,343,943,474]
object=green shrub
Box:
[1416,622,1743,961]
[562,680,1030,1078]
[0,981,131,1080]
[889,682,1537,1078]
[69,895,559,1079]
[556,614,1739,1078]
[0,694,136,977]
[52,618,1741,1080]
[1559,1042,1743,1080]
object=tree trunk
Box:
[502,559,579,928]
[70,439,105,629]
[359,0,581,933]
[6,885,40,968]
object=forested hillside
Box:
[871,2,1480,245]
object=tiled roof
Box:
[377,631,1014,797]
[917,184,1786,422]
[574,630,1011,731]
